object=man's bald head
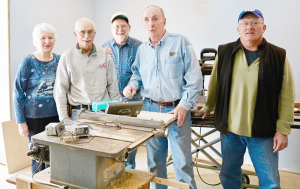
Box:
[142,5,165,18]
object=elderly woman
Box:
[13,23,60,174]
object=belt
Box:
[146,98,180,107]
[71,104,92,110]
[120,93,125,97]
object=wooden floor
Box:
[1,146,300,189]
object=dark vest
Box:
[215,38,286,138]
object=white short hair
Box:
[32,23,57,47]
[75,18,96,31]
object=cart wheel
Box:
[242,175,250,189]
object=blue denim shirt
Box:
[128,31,203,110]
[14,53,60,123]
[102,37,142,96]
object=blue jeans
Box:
[220,132,280,189]
[120,94,142,169]
[143,98,197,189]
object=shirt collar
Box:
[76,43,97,55]
[147,30,169,48]
[113,36,131,47]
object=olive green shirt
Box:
[202,48,295,137]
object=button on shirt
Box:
[128,31,203,110]
[102,37,142,94]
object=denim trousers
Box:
[142,98,197,189]
[220,132,280,189]
[119,95,142,169]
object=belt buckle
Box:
[157,101,165,106]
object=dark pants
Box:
[27,116,59,174]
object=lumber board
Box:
[1,120,31,173]
[151,177,190,189]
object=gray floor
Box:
[1,146,300,189]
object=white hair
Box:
[75,18,96,31]
[32,23,57,47]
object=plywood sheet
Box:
[137,111,175,123]
[1,120,31,173]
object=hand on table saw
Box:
[18,122,29,138]
[123,85,136,99]
[168,105,187,127]
[273,132,288,153]
[198,109,208,119]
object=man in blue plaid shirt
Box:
[102,12,142,169]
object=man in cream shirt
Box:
[54,18,119,121]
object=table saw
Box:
[31,109,176,189]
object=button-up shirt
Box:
[102,37,142,94]
[128,31,203,110]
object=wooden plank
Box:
[16,175,57,189]
[16,168,154,189]
[6,172,32,185]
[151,177,190,189]
[1,120,31,173]
[137,111,174,123]
[106,168,154,189]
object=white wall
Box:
[10,0,96,118]
[10,0,300,173]
[0,1,11,122]
[94,0,300,173]
[0,0,11,165]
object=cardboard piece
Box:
[1,120,31,173]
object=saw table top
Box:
[32,111,175,158]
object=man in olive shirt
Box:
[199,8,295,189]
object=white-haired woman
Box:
[13,23,60,173]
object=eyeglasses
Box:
[76,30,95,36]
[111,25,129,30]
[239,21,264,27]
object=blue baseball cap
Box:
[238,8,264,22]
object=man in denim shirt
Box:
[102,12,142,169]
[123,5,202,189]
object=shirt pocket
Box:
[126,57,134,73]
[164,55,182,79]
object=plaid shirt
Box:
[102,36,142,94]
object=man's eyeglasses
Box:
[76,30,95,36]
[239,21,264,27]
[111,25,128,30]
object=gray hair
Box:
[143,5,165,18]
[75,18,96,31]
[32,23,57,47]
